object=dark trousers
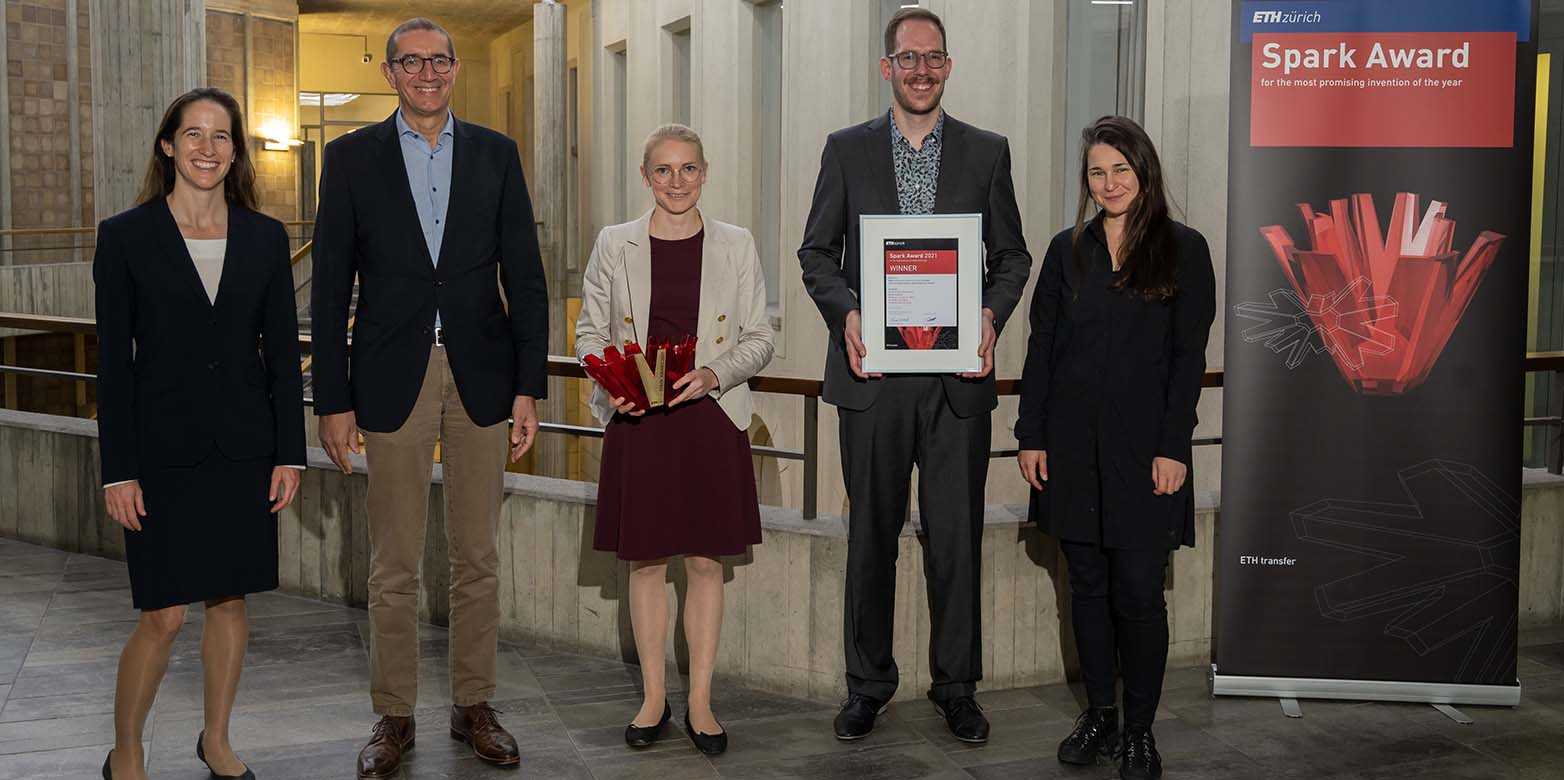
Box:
[838,376,989,702]
[1061,540,1170,727]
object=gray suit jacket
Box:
[797,111,1031,416]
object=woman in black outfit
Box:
[1015,116,1215,780]
[95,88,305,780]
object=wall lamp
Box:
[258,119,303,152]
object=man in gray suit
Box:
[798,6,1031,745]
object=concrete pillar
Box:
[89,0,207,219]
[0,2,11,260]
[67,0,82,261]
[534,0,569,477]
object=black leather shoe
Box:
[101,751,112,780]
[197,730,257,779]
[1119,725,1162,779]
[930,694,989,743]
[833,694,888,741]
[1058,706,1120,765]
[684,711,728,755]
[624,701,671,748]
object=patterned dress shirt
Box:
[889,109,945,215]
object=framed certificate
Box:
[859,213,983,373]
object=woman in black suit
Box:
[1015,116,1215,780]
[95,88,305,780]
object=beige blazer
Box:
[575,210,775,429]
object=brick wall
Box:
[204,10,297,223]
[205,9,245,103]
[250,17,296,222]
[5,0,93,263]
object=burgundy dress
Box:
[593,231,763,561]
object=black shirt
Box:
[1015,216,1216,549]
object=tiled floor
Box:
[3,537,1564,779]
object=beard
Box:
[892,77,944,116]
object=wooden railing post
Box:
[803,396,818,520]
[73,333,87,416]
[1550,368,1564,475]
[2,336,15,409]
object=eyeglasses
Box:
[393,54,456,75]
[649,163,704,184]
[888,50,949,70]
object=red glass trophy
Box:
[581,336,699,411]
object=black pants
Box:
[838,376,990,702]
[1061,540,1170,727]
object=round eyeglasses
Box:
[394,54,456,75]
[889,50,949,70]
[649,164,704,184]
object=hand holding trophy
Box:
[581,335,698,414]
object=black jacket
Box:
[94,199,307,485]
[798,112,1032,416]
[309,113,548,432]
[1015,219,1216,549]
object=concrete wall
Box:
[7,409,1564,702]
[0,261,92,334]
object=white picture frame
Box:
[859,212,984,373]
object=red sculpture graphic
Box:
[896,326,943,350]
[1259,193,1505,394]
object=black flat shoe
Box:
[833,694,888,740]
[930,694,989,744]
[624,701,671,748]
[684,711,727,756]
[102,751,112,780]
[197,730,257,779]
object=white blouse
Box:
[185,238,226,304]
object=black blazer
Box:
[1015,219,1216,549]
[309,113,548,432]
[94,199,307,486]
[797,112,1032,416]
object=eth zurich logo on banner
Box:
[1251,9,1324,26]
[1233,193,1504,396]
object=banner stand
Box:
[1216,0,1536,710]
[1210,668,1523,708]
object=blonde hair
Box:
[641,123,707,169]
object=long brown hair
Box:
[1071,116,1178,300]
[135,88,258,211]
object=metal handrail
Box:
[6,311,1564,516]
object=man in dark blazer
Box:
[798,8,1030,745]
[309,17,547,778]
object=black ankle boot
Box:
[1057,706,1119,765]
[1119,724,1162,779]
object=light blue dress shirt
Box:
[395,109,454,327]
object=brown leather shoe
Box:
[450,703,520,767]
[357,715,415,778]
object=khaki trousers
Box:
[361,347,509,716]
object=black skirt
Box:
[124,454,279,610]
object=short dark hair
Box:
[385,17,456,65]
[884,7,946,57]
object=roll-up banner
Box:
[1217,0,1537,705]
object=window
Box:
[608,45,629,222]
[1061,0,1146,223]
[752,0,784,317]
[665,19,693,126]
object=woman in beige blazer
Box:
[576,124,774,756]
